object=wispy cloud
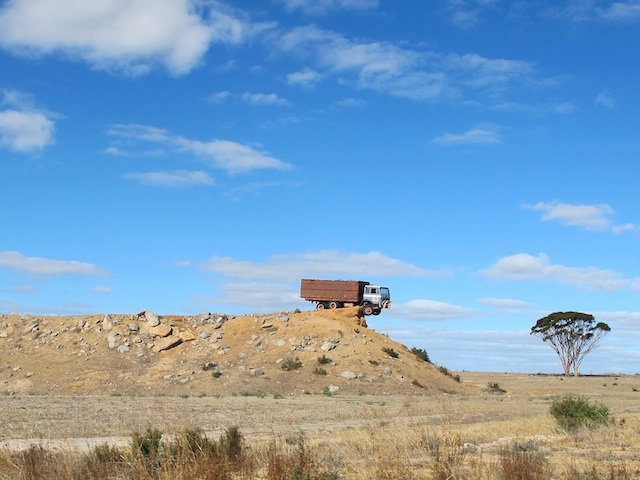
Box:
[278,0,379,15]
[199,250,446,282]
[124,170,215,187]
[479,298,532,309]
[276,25,545,106]
[0,89,56,153]
[432,123,503,146]
[107,123,292,175]
[391,299,477,321]
[525,201,637,233]
[0,251,109,277]
[0,0,259,75]
[595,90,616,107]
[481,252,629,291]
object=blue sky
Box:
[1,0,639,374]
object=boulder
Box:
[151,336,182,353]
[149,324,172,337]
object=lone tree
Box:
[531,311,610,377]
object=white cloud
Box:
[286,68,325,89]
[525,201,637,232]
[0,0,253,75]
[193,282,302,311]
[481,253,629,291]
[276,25,542,105]
[599,1,640,21]
[279,0,379,15]
[391,299,477,321]
[432,123,503,146]
[92,285,112,294]
[0,251,109,277]
[0,90,55,153]
[123,170,215,187]
[241,92,291,106]
[595,90,616,107]
[107,124,291,174]
[200,250,444,282]
[479,298,532,309]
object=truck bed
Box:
[300,279,368,303]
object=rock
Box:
[151,336,182,353]
[341,371,357,379]
[199,331,211,339]
[179,329,197,341]
[327,384,340,394]
[128,323,139,332]
[273,339,286,347]
[117,345,130,353]
[139,310,160,327]
[384,367,392,375]
[249,368,264,377]
[320,341,336,352]
[107,331,119,349]
[149,324,172,338]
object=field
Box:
[1,310,639,478]
[1,372,639,479]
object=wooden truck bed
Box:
[300,279,369,303]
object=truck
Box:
[300,279,391,316]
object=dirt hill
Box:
[0,308,468,397]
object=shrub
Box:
[549,394,610,431]
[498,441,551,480]
[488,382,506,393]
[282,357,303,371]
[382,347,399,358]
[410,347,430,363]
[317,355,332,365]
[314,367,327,376]
[131,428,162,459]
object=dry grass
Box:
[2,372,640,479]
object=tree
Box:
[530,311,610,377]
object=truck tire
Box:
[316,302,326,309]
[362,303,374,316]
[329,301,342,309]
[372,309,381,315]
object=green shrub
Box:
[131,428,162,459]
[382,347,399,358]
[282,357,303,371]
[314,367,327,376]
[410,347,430,363]
[317,355,332,364]
[549,394,610,431]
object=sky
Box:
[1,0,639,375]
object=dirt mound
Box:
[0,308,467,397]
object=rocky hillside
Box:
[0,308,468,397]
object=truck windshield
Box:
[380,287,390,296]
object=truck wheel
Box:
[372,309,381,316]
[329,301,342,309]
[362,303,374,316]
[316,303,326,310]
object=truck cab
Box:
[362,285,391,315]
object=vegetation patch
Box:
[549,394,610,431]
[382,347,399,358]
[281,357,303,371]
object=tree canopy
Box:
[530,311,610,377]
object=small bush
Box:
[282,357,303,371]
[314,367,327,376]
[410,347,430,363]
[498,441,551,480]
[202,362,217,371]
[382,347,399,358]
[488,382,506,393]
[317,355,332,364]
[368,359,379,366]
[131,428,163,459]
[549,394,610,431]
